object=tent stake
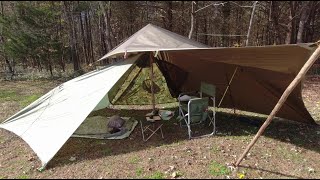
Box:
[234,42,320,167]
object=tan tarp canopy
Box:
[165,46,316,124]
[101,23,317,124]
[99,24,209,60]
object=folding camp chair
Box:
[178,82,216,139]
[199,82,216,133]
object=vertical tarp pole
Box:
[234,42,320,167]
[150,52,156,113]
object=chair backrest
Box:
[200,82,216,97]
[188,97,209,123]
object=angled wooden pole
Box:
[235,42,320,167]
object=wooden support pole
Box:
[150,52,156,113]
[235,42,320,167]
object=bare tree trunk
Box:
[163,1,173,31]
[167,1,173,31]
[178,1,186,35]
[85,7,94,64]
[285,1,295,44]
[305,1,316,42]
[98,14,107,56]
[73,12,80,66]
[195,2,199,42]
[0,1,14,79]
[221,2,231,46]
[126,2,135,37]
[80,11,88,65]
[88,11,94,62]
[58,3,65,72]
[235,6,241,46]
[99,1,113,51]
[63,1,80,72]
[188,1,195,39]
[309,4,316,42]
[4,58,14,79]
[245,1,258,46]
[266,2,272,45]
[297,1,310,43]
[0,1,3,14]
[203,16,208,44]
[37,57,42,72]
[270,1,281,44]
[47,50,53,77]
[73,12,80,71]
[107,2,116,46]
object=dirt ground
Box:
[0,77,319,179]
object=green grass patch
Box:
[135,167,144,177]
[0,90,41,108]
[147,171,164,179]
[20,94,41,107]
[129,156,140,164]
[17,175,29,179]
[209,161,231,177]
[0,90,19,102]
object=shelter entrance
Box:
[108,53,188,106]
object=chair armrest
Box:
[178,91,199,97]
[178,93,199,103]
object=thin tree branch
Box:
[229,1,261,8]
[196,33,247,37]
[195,1,227,13]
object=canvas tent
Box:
[0,23,318,169]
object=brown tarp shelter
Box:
[100,24,318,125]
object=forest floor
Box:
[0,76,319,179]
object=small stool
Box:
[140,115,164,142]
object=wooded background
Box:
[0,1,319,79]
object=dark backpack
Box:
[107,115,125,133]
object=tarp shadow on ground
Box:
[47,108,320,169]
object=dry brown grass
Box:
[0,77,319,179]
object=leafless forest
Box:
[0,1,319,78]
